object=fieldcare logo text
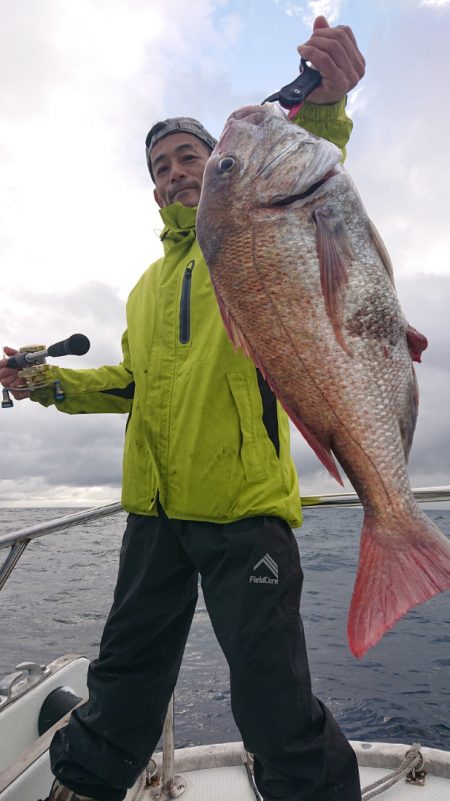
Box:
[249,553,279,585]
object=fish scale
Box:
[197,103,450,657]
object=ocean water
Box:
[0,506,449,751]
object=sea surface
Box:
[0,506,449,751]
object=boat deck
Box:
[1,738,449,801]
[133,763,449,800]
[121,741,450,801]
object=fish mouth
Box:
[227,105,271,127]
[268,168,338,207]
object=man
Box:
[1,17,365,801]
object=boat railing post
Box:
[161,696,175,793]
[159,696,187,798]
[0,541,29,591]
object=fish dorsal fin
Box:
[368,218,395,287]
[314,204,354,356]
[367,222,429,365]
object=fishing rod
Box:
[1,334,90,408]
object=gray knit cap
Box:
[145,117,217,181]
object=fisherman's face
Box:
[151,133,211,208]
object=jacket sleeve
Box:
[291,98,353,161]
[30,329,134,415]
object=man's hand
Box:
[0,347,31,400]
[298,16,365,105]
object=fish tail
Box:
[348,510,450,658]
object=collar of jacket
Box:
[159,202,197,251]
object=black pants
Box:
[50,511,361,801]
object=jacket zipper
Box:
[179,260,195,344]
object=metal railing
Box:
[0,503,123,592]
[1,488,449,592]
[300,486,450,507]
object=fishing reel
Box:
[2,333,90,408]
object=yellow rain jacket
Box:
[32,100,353,525]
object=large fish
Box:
[196,103,450,658]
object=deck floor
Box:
[123,764,450,801]
[2,756,450,801]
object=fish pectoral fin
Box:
[216,292,251,355]
[313,205,353,355]
[368,218,395,287]
[399,368,419,461]
[348,511,450,658]
[260,368,344,485]
[279,400,344,486]
[216,291,270,377]
[406,324,428,363]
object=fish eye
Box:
[219,157,235,172]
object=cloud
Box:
[344,9,450,288]
[1,282,127,367]
[1,1,449,506]
[419,0,450,6]
[273,0,345,25]
[0,282,127,506]
[0,399,125,506]
[0,0,251,507]
[0,0,247,300]
[345,86,367,117]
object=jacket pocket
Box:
[179,260,195,344]
[227,371,266,483]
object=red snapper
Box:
[196,103,450,658]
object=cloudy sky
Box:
[0,0,449,507]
